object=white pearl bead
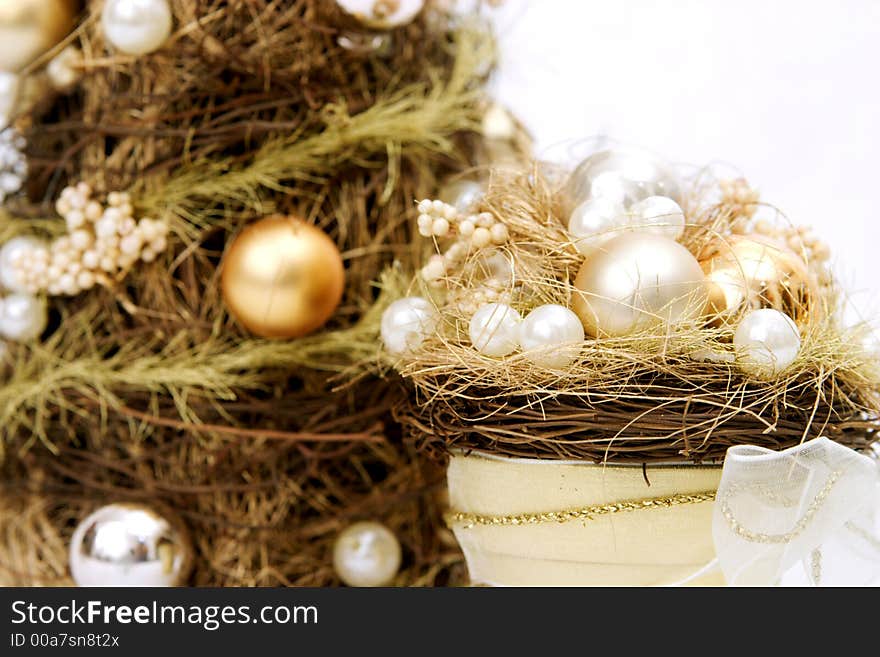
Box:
[629,195,686,240]
[568,197,627,254]
[0,236,45,293]
[102,0,173,56]
[333,521,401,587]
[380,296,438,355]
[469,303,521,357]
[518,304,585,369]
[0,293,47,342]
[734,308,801,378]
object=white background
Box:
[489,0,880,318]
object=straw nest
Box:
[383,164,880,463]
[0,1,506,585]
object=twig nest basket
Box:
[379,147,880,585]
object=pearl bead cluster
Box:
[0,127,27,205]
[5,183,168,296]
[719,177,760,220]
[753,219,831,266]
[416,198,510,287]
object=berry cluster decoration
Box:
[0,127,27,205]
[416,199,509,287]
[4,183,168,296]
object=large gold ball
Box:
[0,0,79,72]
[699,234,816,325]
[572,233,708,338]
[221,215,345,339]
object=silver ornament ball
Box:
[333,521,402,587]
[564,148,682,215]
[70,503,193,587]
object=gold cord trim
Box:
[445,491,717,530]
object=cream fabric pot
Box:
[447,452,723,586]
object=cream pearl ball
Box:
[733,308,801,378]
[629,195,685,240]
[380,296,438,355]
[469,303,521,357]
[572,233,707,338]
[568,197,627,255]
[519,304,584,369]
[333,521,402,587]
[0,236,46,293]
[102,0,173,56]
[0,292,47,341]
[336,0,425,29]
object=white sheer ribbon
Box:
[712,437,880,586]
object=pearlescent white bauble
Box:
[102,0,173,56]
[564,148,681,214]
[629,195,685,240]
[0,292,46,341]
[572,233,707,337]
[333,521,401,587]
[0,236,45,292]
[733,308,801,378]
[518,304,584,369]
[568,197,627,255]
[469,303,521,357]
[438,179,484,213]
[336,0,424,29]
[381,296,438,355]
[0,71,18,129]
[70,503,193,587]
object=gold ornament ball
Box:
[0,0,79,73]
[221,215,345,339]
[572,233,708,337]
[700,234,815,325]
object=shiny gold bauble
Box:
[699,234,816,325]
[0,0,79,72]
[572,233,708,338]
[221,215,345,339]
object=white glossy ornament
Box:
[0,236,45,292]
[333,521,401,587]
[572,233,707,337]
[336,0,424,29]
[564,148,681,213]
[70,503,193,587]
[518,304,584,369]
[629,195,685,240]
[733,308,801,378]
[469,303,521,357]
[381,296,438,355]
[0,292,46,341]
[438,179,484,213]
[568,197,627,255]
[102,0,173,56]
[0,71,18,129]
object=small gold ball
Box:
[699,234,816,325]
[221,215,345,339]
[0,0,79,72]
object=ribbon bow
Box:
[713,437,880,586]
